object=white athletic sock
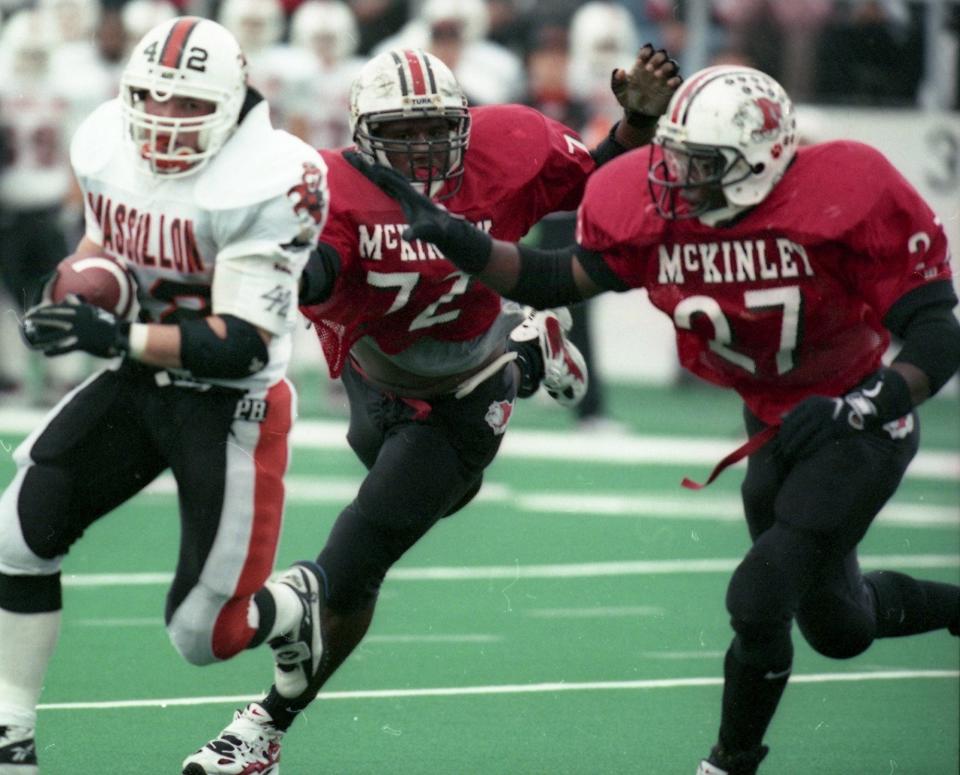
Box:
[262,581,302,641]
[0,608,61,728]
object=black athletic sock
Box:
[866,571,960,637]
[259,686,306,731]
[259,603,377,732]
[718,639,791,754]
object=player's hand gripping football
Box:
[344,150,492,273]
[22,298,130,358]
[611,44,683,126]
[778,368,914,460]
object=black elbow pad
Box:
[179,315,269,379]
[885,281,960,396]
[513,243,583,308]
[299,242,341,306]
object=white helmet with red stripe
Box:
[120,16,248,177]
[648,65,797,220]
[349,48,470,199]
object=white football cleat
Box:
[181,704,282,775]
[269,561,325,699]
[509,308,588,408]
[696,744,769,775]
[0,723,37,774]
[696,760,728,775]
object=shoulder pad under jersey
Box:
[196,101,325,211]
[70,99,124,179]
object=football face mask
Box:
[120,16,248,178]
[648,65,798,221]
[363,116,465,198]
[648,139,747,220]
[350,48,470,200]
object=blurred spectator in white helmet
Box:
[219,0,314,128]
[567,1,640,133]
[286,0,365,148]
[0,8,89,402]
[375,0,525,104]
[121,0,177,50]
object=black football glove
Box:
[22,300,130,358]
[611,43,682,128]
[344,150,492,273]
[778,367,913,460]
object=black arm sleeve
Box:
[884,280,960,396]
[590,121,630,168]
[179,314,269,379]
[510,243,631,308]
[299,242,341,305]
[512,243,582,308]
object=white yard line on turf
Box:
[130,474,960,527]
[37,670,960,710]
[61,553,960,587]
[1,410,957,479]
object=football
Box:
[50,254,137,319]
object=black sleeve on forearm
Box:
[884,280,960,395]
[299,242,341,305]
[590,121,630,168]
[510,243,631,308]
[512,243,583,308]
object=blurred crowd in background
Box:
[1,0,958,417]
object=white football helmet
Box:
[291,0,359,63]
[648,65,798,220]
[120,16,248,177]
[38,0,96,43]
[568,2,639,100]
[218,0,283,54]
[421,0,488,43]
[0,8,60,79]
[121,0,178,50]
[350,48,470,200]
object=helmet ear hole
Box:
[752,162,765,174]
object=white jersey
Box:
[287,56,364,150]
[0,76,73,209]
[70,97,329,391]
[245,44,316,131]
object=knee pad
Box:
[17,466,75,560]
[166,582,236,666]
[318,501,403,613]
[726,552,795,669]
[796,595,874,660]
[0,467,70,576]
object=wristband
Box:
[625,110,661,129]
[127,322,148,360]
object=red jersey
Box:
[576,140,953,425]
[302,104,596,377]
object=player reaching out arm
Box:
[180,44,682,775]
[0,17,330,775]
[355,65,960,774]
